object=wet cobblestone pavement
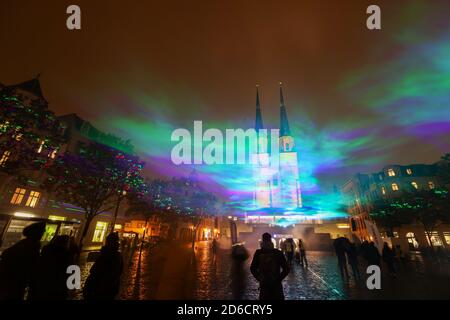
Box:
[193,242,351,300]
[192,242,450,300]
[72,241,450,300]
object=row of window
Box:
[387,168,413,177]
[406,231,450,248]
[10,188,41,208]
[381,181,435,194]
[0,142,58,167]
[381,231,450,247]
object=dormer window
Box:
[0,150,11,166]
[388,168,395,177]
[406,168,412,175]
[48,149,58,159]
[0,121,10,133]
[14,133,23,141]
[37,140,45,153]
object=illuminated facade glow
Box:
[252,84,302,210]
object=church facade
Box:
[251,84,301,211]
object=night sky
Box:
[1,0,450,202]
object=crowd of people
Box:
[279,238,308,267]
[333,237,402,281]
[0,221,124,300]
[247,233,427,300]
[1,224,447,301]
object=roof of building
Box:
[6,75,44,98]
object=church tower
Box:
[250,83,301,210]
[251,85,278,208]
[278,83,302,208]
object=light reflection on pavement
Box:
[71,240,450,300]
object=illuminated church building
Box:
[251,84,302,211]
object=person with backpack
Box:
[250,233,290,300]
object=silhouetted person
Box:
[0,222,46,300]
[250,233,290,300]
[232,243,249,262]
[359,240,370,264]
[366,242,381,267]
[382,243,396,276]
[333,237,350,279]
[284,238,295,265]
[347,243,361,281]
[68,236,80,262]
[298,239,308,267]
[211,238,218,255]
[394,245,406,270]
[83,232,123,300]
[231,243,249,300]
[28,235,72,300]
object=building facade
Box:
[0,78,132,251]
[341,163,450,253]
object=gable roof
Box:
[6,75,44,98]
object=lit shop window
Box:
[10,188,26,205]
[92,221,108,242]
[48,215,66,221]
[25,191,41,208]
[42,224,58,242]
[406,232,419,250]
[387,168,395,177]
[428,181,435,190]
[425,231,443,247]
[411,182,418,190]
[0,150,11,166]
[443,232,450,245]
[381,186,386,195]
[391,183,399,191]
[406,168,412,175]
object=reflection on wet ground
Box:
[193,242,450,300]
[72,241,450,300]
[193,242,348,300]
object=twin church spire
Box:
[255,85,264,132]
[254,83,292,138]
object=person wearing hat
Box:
[0,221,46,299]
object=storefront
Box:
[0,213,81,252]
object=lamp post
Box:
[139,218,148,260]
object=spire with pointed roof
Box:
[279,82,291,137]
[255,84,264,131]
